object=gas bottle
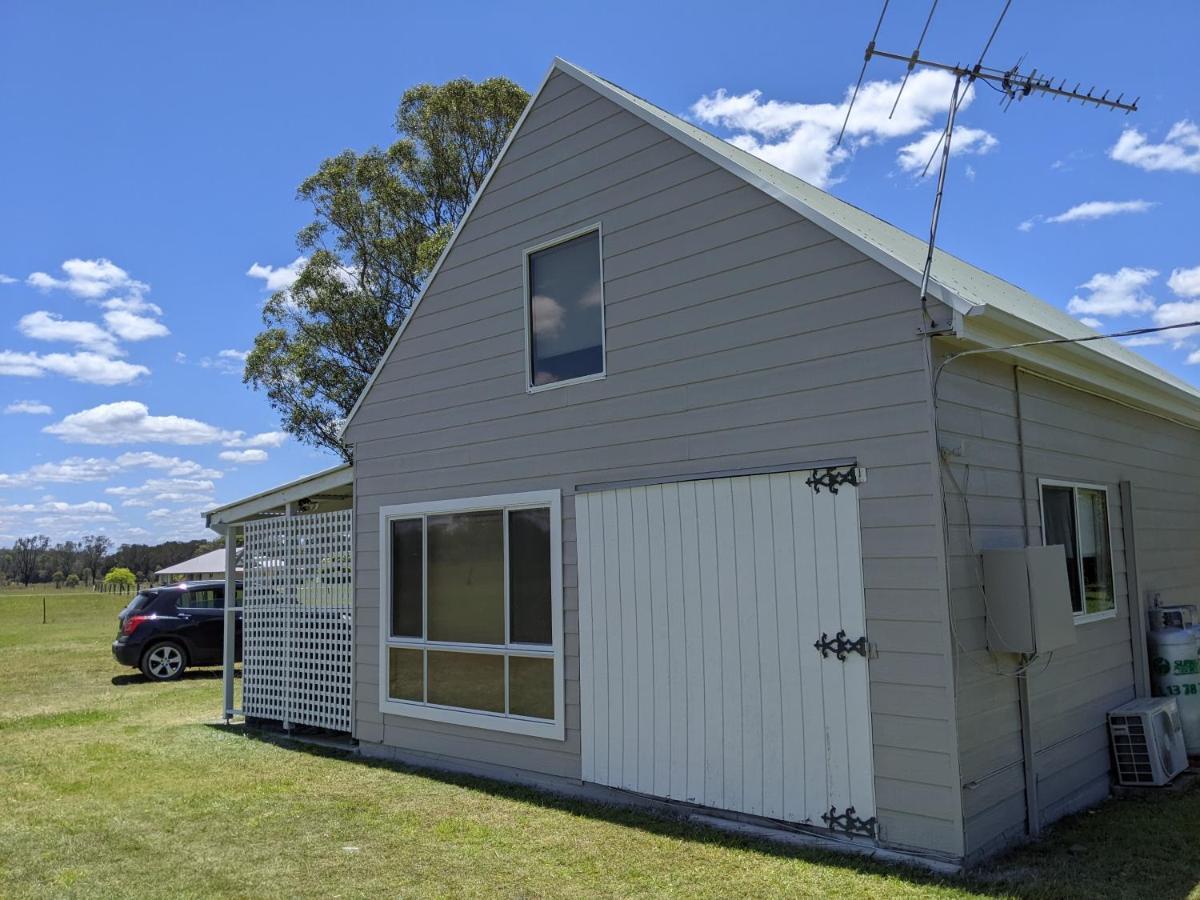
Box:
[1148,605,1200,754]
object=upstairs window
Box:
[525,227,605,390]
[1040,481,1116,622]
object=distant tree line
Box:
[0,534,221,589]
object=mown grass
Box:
[1,588,1199,898]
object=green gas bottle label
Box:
[1163,683,1199,696]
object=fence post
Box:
[42,596,47,625]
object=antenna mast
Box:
[837,1,1139,323]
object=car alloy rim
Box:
[148,645,182,678]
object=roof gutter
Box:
[957,307,1200,430]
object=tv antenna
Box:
[836,0,1139,322]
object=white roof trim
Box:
[338,56,1200,437]
[338,60,561,440]
[205,463,353,530]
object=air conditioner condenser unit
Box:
[1108,697,1188,787]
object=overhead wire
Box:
[932,317,1200,679]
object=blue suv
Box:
[112,580,242,681]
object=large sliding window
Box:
[524,226,605,391]
[1040,480,1117,623]
[379,490,563,739]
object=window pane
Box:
[388,647,424,702]
[182,589,221,609]
[390,518,423,638]
[427,511,504,644]
[1042,485,1082,613]
[427,650,504,712]
[1078,489,1115,615]
[509,507,552,645]
[509,656,554,720]
[529,231,603,386]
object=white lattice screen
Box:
[242,508,353,732]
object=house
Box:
[209,58,1200,868]
[154,547,241,583]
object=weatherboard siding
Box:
[937,347,1200,861]
[345,70,963,856]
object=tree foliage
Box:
[103,567,137,592]
[0,536,217,587]
[244,77,530,460]
[11,535,50,586]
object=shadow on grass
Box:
[112,669,231,686]
[206,722,1200,900]
[209,721,976,895]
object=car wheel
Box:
[141,642,186,681]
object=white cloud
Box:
[1167,265,1200,298]
[0,351,148,385]
[1123,335,1167,347]
[26,258,148,299]
[44,401,239,445]
[138,503,213,539]
[0,452,221,489]
[113,452,222,478]
[1188,348,1200,365]
[4,400,52,415]
[18,310,121,355]
[690,69,981,188]
[107,477,216,501]
[1017,218,1038,232]
[201,348,249,375]
[1153,300,1200,338]
[219,449,268,464]
[0,499,118,529]
[0,274,16,284]
[247,257,306,292]
[1078,317,1103,329]
[103,309,170,341]
[1066,268,1158,317]
[896,126,997,175]
[1110,120,1200,174]
[1044,199,1156,224]
[224,430,287,449]
[0,457,118,488]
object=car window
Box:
[121,592,158,616]
[180,588,223,610]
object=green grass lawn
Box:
[2,589,1199,899]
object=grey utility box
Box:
[981,545,1077,655]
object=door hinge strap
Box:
[805,466,859,494]
[814,630,868,660]
[822,806,878,838]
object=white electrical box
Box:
[981,545,1077,655]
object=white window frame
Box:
[1038,479,1118,625]
[523,223,606,394]
[378,489,565,740]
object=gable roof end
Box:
[339,58,1200,439]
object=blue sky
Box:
[1,1,1198,545]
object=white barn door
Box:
[577,469,875,837]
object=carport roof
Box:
[204,463,352,532]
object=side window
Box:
[181,588,224,610]
[1040,481,1116,621]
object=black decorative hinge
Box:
[814,630,868,660]
[805,466,859,494]
[822,806,878,838]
